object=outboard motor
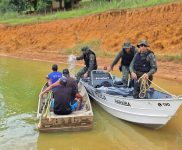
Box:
[91,70,113,88]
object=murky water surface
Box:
[0,57,182,150]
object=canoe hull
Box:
[38,114,93,132]
[37,82,93,132]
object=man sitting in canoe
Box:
[40,69,82,113]
[129,40,157,98]
[62,69,82,109]
[46,64,62,91]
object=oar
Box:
[38,91,52,128]
[44,92,52,121]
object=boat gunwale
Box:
[81,80,182,102]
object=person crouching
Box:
[129,40,157,98]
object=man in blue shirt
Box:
[47,64,62,86]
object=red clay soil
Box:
[0,2,182,81]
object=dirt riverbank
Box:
[0,2,182,82]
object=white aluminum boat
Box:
[81,70,182,129]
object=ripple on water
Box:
[0,92,5,117]
[0,113,38,150]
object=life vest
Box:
[83,50,97,69]
[121,46,135,66]
[134,50,153,73]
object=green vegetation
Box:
[65,39,115,57]
[0,0,179,25]
[157,54,182,63]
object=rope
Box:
[38,91,52,128]
[138,76,150,99]
[41,91,52,118]
[148,79,177,98]
[138,75,177,99]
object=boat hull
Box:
[37,82,93,132]
[81,80,182,129]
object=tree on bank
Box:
[0,0,51,13]
[0,0,80,14]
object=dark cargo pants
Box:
[76,67,89,82]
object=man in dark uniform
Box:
[130,40,157,98]
[76,46,97,82]
[108,41,137,87]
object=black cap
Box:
[81,46,89,52]
[59,77,67,86]
[63,69,69,75]
[52,64,58,71]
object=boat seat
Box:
[97,86,134,97]
[91,70,113,88]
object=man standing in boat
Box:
[108,41,137,87]
[76,46,97,82]
[130,40,157,98]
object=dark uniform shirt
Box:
[76,51,97,72]
[111,47,137,69]
[129,50,157,76]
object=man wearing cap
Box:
[62,69,78,97]
[76,46,97,82]
[130,39,157,98]
[63,69,82,111]
[51,77,73,115]
[108,41,137,87]
[47,64,62,86]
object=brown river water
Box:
[0,57,182,150]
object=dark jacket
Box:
[65,76,78,103]
[130,50,157,77]
[111,46,137,69]
[121,46,136,66]
[76,50,97,72]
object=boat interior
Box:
[38,83,92,118]
[81,70,173,100]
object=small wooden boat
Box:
[37,82,93,132]
[80,70,182,129]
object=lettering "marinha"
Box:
[115,99,131,107]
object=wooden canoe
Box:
[37,82,93,132]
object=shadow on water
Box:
[0,57,182,150]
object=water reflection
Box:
[0,93,6,117]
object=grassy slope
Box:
[0,0,177,25]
